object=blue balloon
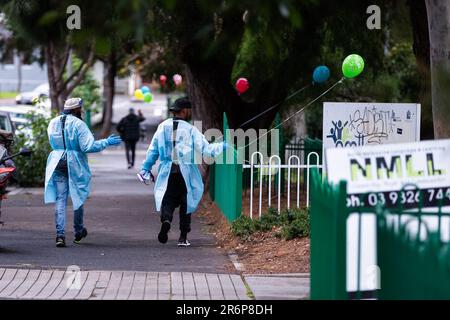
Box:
[313,66,330,84]
[141,86,150,94]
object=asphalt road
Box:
[109,93,169,127]
[0,129,234,274]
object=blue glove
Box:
[107,134,122,146]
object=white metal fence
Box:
[243,151,322,219]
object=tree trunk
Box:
[408,0,433,140]
[185,62,280,132]
[185,65,225,131]
[425,0,450,138]
[45,40,96,112]
[179,3,284,133]
[185,61,282,190]
[45,42,64,112]
[100,51,116,138]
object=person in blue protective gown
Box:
[139,97,228,247]
[45,98,122,248]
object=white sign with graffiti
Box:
[323,102,421,150]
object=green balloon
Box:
[144,92,153,103]
[342,54,365,79]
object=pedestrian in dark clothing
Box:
[117,108,145,169]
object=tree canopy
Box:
[0,0,436,138]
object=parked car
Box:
[0,105,49,139]
[0,114,32,229]
[15,83,49,105]
[0,111,14,134]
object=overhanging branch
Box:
[64,48,96,95]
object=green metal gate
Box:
[310,170,347,299]
[377,209,450,299]
[310,169,450,299]
[209,113,243,222]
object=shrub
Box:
[280,208,310,240]
[231,207,310,241]
[231,215,257,239]
[13,111,53,187]
[258,207,281,231]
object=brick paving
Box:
[0,268,250,300]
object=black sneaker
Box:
[178,234,191,247]
[158,221,171,244]
[73,228,88,244]
[56,236,66,248]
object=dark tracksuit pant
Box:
[160,169,191,235]
[124,139,138,166]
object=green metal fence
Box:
[209,113,243,222]
[210,113,324,221]
[310,170,347,299]
[377,208,450,299]
[310,169,450,300]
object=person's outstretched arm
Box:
[192,126,228,158]
[141,128,160,171]
[77,121,121,153]
[138,110,146,122]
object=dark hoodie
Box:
[116,113,145,141]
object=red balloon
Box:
[160,75,167,86]
[235,78,250,94]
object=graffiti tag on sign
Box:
[323,103,420,150]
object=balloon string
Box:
[213,83,312,143]
[237,77,344,151]
[236,83,311,129]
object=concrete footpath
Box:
[0,268,249,300]
[0,268,310,300]
[244,274,310,300]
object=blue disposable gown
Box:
[45,114,109,210]
[142,118,224,214]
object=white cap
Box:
[64,98,83,110]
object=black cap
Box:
[169,97,192,112]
